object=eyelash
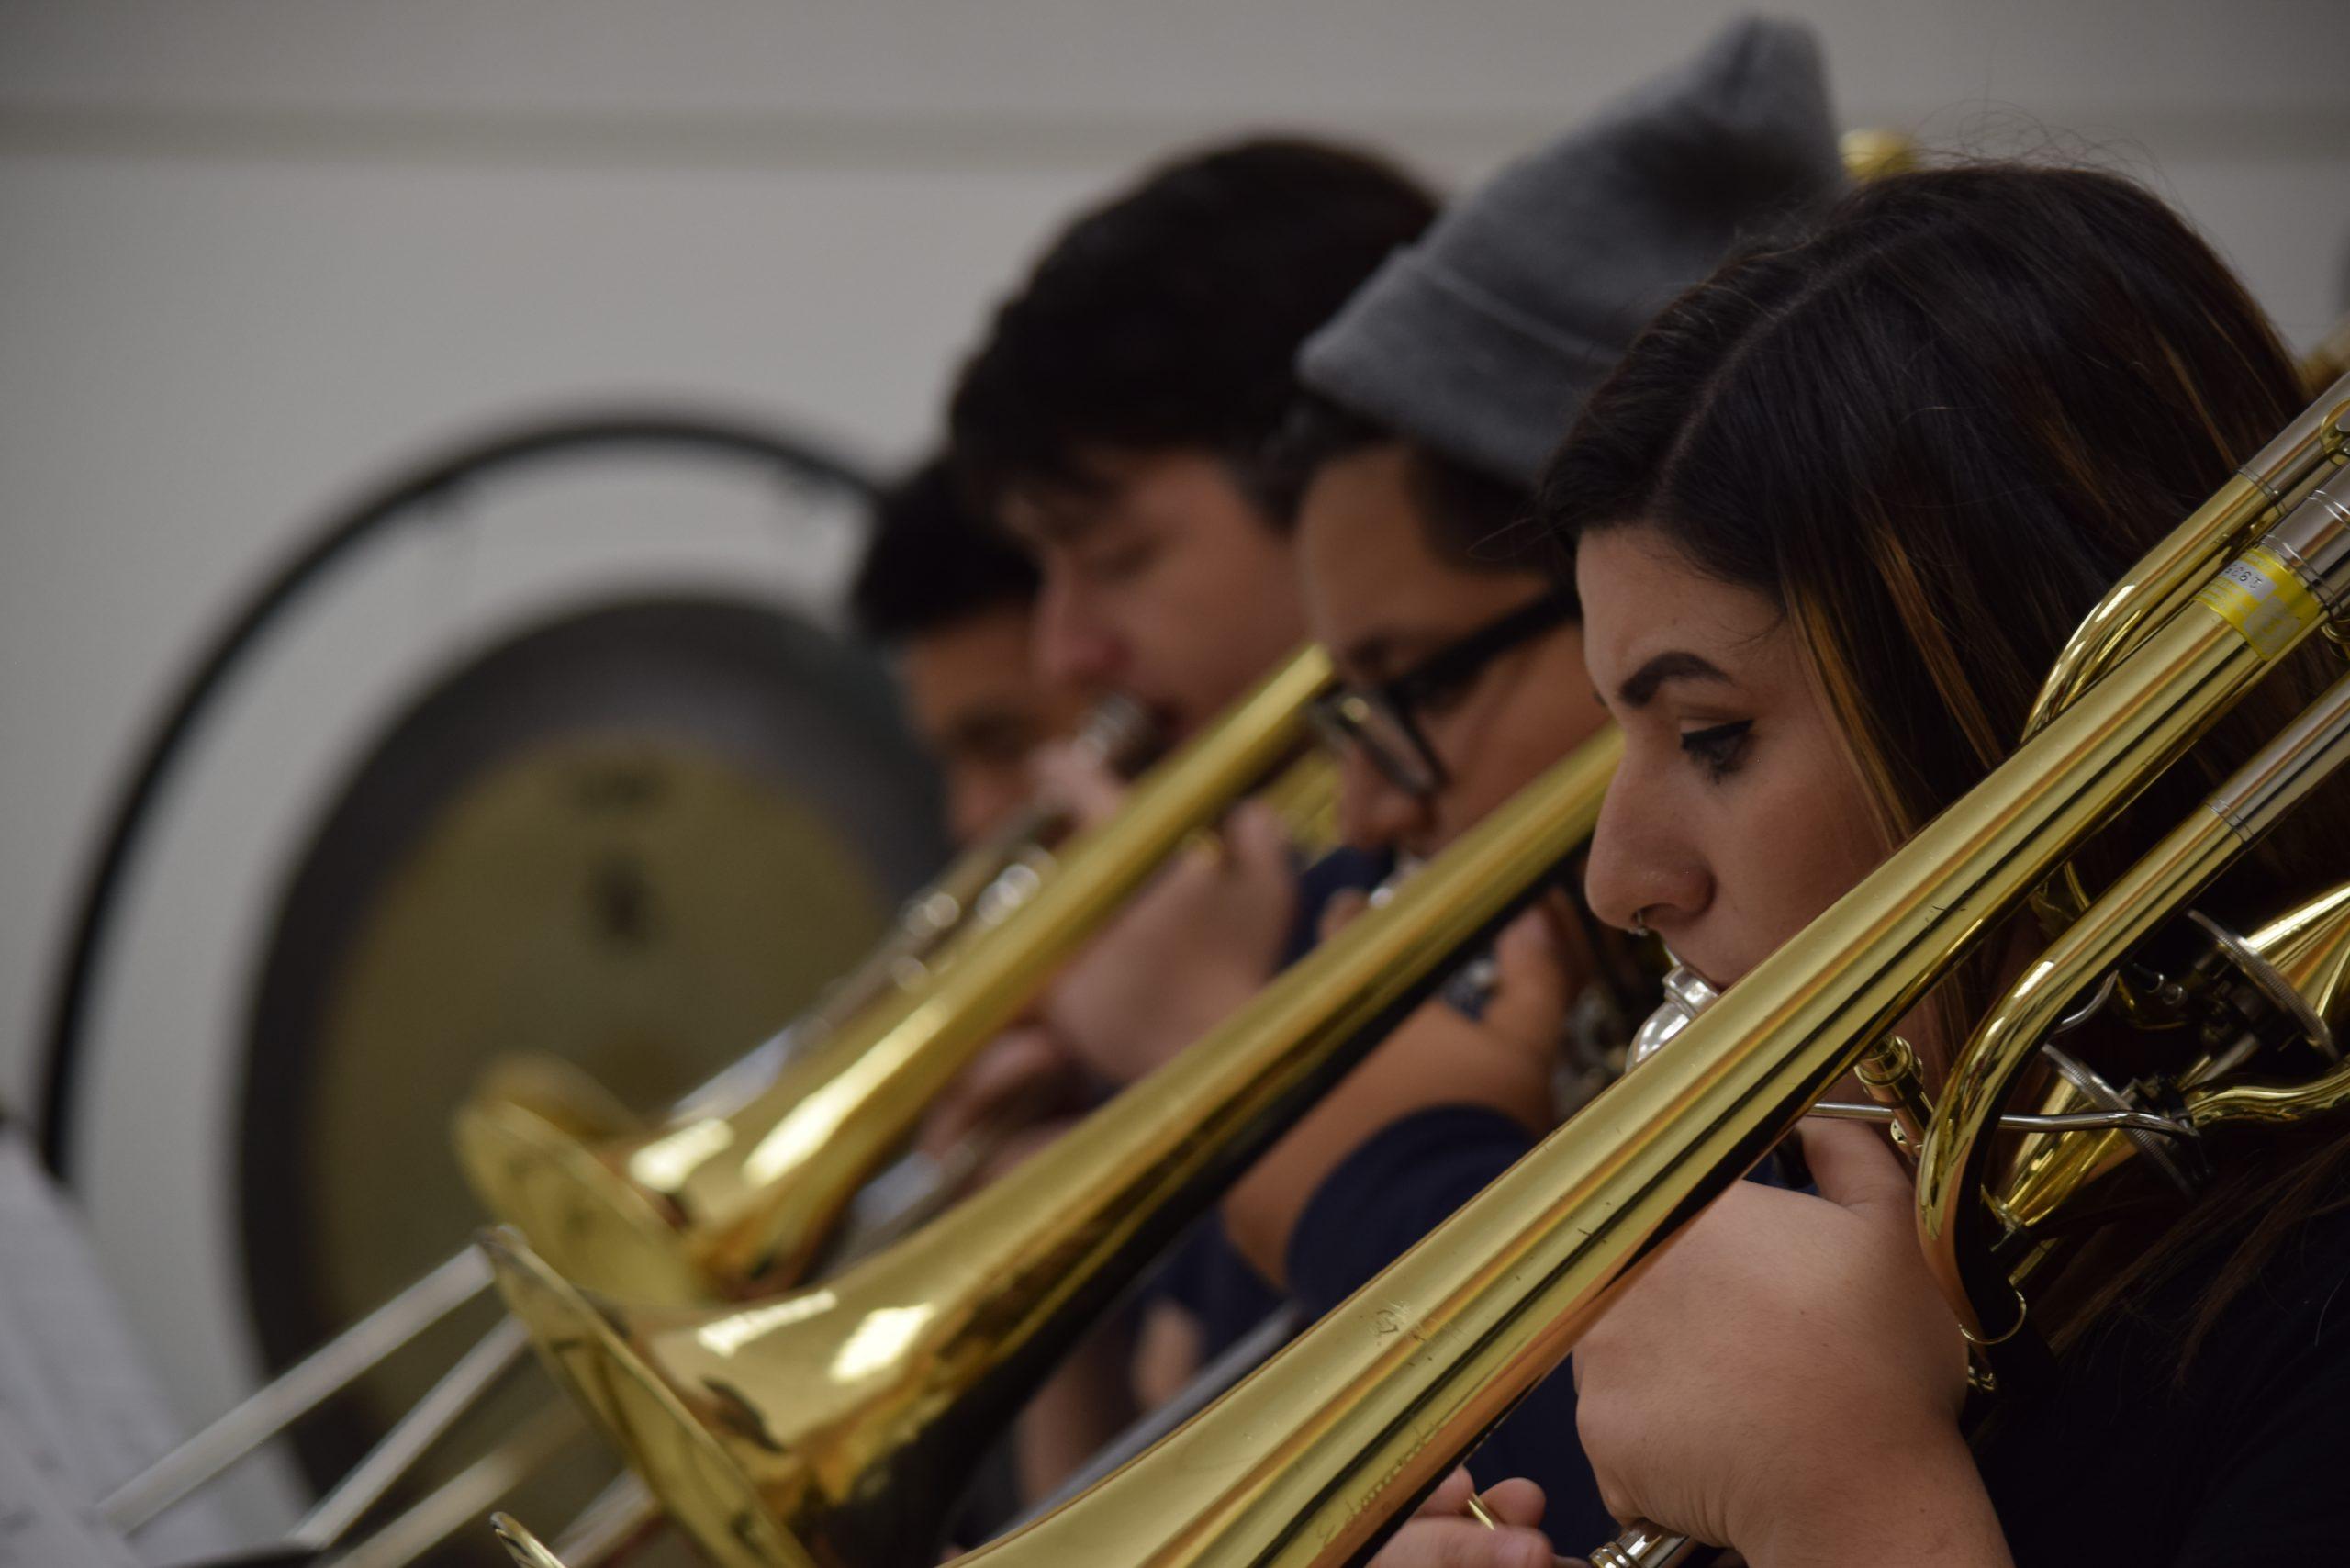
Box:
[1678,720,1754,783]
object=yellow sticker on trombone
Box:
[2195,545,2322,659]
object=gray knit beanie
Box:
[1297,16,1846,490]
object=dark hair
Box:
[1539,162,2350,1352]
[850,457,1038,644]
[1259,393,1558,594]
[947,138,1437,512]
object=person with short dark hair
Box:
[927,134,1438,1504]
[850,458,1082,847]
[949,134,1438,743]
[935,138,1440,1156]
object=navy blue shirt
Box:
[1147,845,1391,1355]
[1149,843,1621,1545]
[1974,1193,2350,1563]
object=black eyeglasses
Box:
[1309,590,1575,799]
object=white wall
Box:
[1,0,2345,1489]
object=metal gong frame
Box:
[36,408,878,1180]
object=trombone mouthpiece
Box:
[1628,964,1721,1068]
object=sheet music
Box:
[0,1130,238,1565]
[0,1415,139,1568]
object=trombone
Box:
[492,371,2349,1568]
[948,369,2350,1568]
[475,722,1622,1568]
[452,644,1337,1304]
[95,664,1254,1543]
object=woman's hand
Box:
[1571,1119,2008,1567]
[1367,1468,1558,1568]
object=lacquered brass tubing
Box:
[1856,1035,1932,1158]
[484,727,1624,1568]
[2184,881,2350,1130]
[956,477,2336,1568]
[2025,372,2349,738]
[1920,656,2350,1343]
[457,645,1333,1301]
[855,695,1164,1003]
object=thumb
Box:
[1794,1114,1913,1222]
[1475,1477,1547,1531]
[1415,1467,1478,1518]
[1481,905,1571,1056]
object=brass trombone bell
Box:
[480,726,1623,1568]
[454,645,1333,1302]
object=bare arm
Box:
[1221,902,1570,1286]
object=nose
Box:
[1583,769,1708,936]
[1032,572,1124,692]
[1334,744,1431,857]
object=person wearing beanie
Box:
[1295,15,1845,497]
[1235,9,1845,1306]
[1112,18,1844,1556]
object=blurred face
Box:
[1298,445,1606,860]
[1003,449,1304,740]
[899,606,1083,846]
[1576,524,1886,990]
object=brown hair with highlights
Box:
[1539,162,2350,1356]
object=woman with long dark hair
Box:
[1372,163,2350,1566]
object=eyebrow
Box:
[1616,649,1735,708]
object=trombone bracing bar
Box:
[99,1247,493,1531]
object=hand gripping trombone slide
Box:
[95,695,1164,1540]
[98,693,1165,1537]
[476,717,1623,1568]
[453,644,1337,1307]
[493,373,2350,1564]
[948,375,2350,1568]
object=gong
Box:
[236,593,944,1556]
